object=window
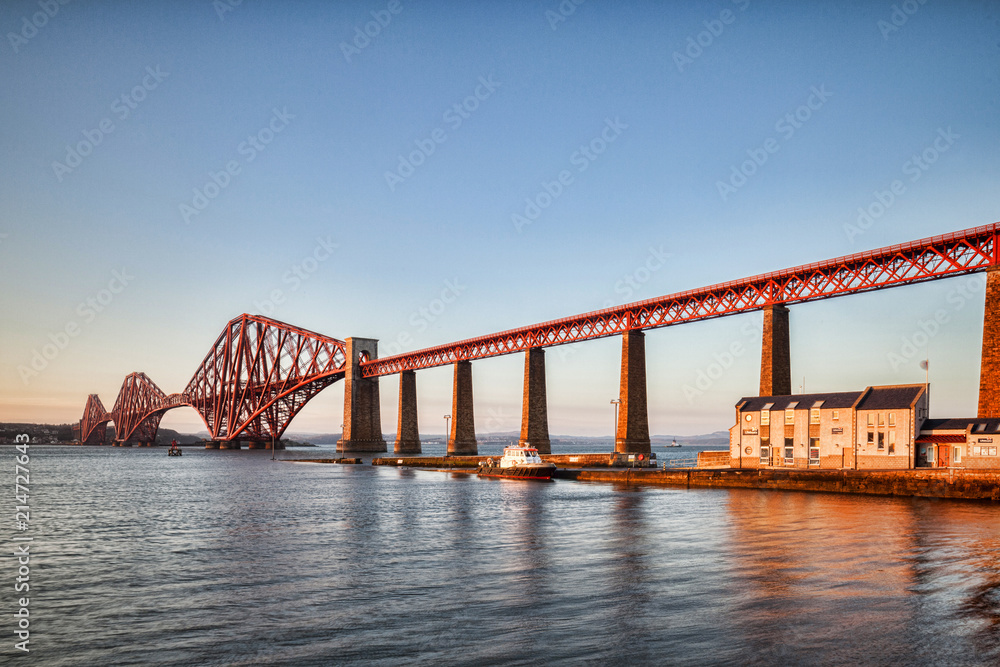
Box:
[888,431,896,455]
[760,439,770,465]
[867,413,874,427]
[888,413,896,427]
[832,410,839,421]
[784,438,794,464]
[878,432,885,451]
[954,446,962,464]
[809,437,820,465]
[878,413,885,426]
[867,431,875,445]
[760,411,770,426]
[785,409,795,425]
[927,446,935,463]
[810,408,820,425]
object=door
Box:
[938,444,951,468]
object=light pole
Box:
[444,414,451,446]
[610,399,620,450]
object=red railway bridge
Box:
[78,223,1000,453]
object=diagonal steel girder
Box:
[362,222,999,377]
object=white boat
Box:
[478,444,556,480]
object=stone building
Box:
[729,384,929,470]
[916,418,1000,469]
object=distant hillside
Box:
[2,423,729,447]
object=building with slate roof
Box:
[730,384,930,470]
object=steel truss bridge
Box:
[78,223,999,445]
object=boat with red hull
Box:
[477,444,556,480]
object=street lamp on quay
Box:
[610,399,620,449]
[444,415,451,445]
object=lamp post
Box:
[610,399,620,451]
[444,414,451,447]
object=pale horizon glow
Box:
[1,0,998,436]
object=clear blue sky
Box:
[1,0,998,436]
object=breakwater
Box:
[561,467,1000,501]
[367,455,1000,501]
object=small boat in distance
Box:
[478,444,556,480]
[666,439,681,447]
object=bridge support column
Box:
[448,360,477,455]
[760,304,791,397]
[616,330,650,455]
[338,337,388,453]
[395,370,421,454]
[205,441,220,449]
[979,268,1000,418]
[519,348,550,454]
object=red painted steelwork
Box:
[86,314,347,445]
[362,223,1000,377]
[79,394,111,445]
[184,314,347,441]
[111,372,172,443]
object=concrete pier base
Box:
[979,268,1000,418]
[616,330,651,455]
[519,348,551,454]
[760,304,791,396]
[248,441,268,449]
[395,370,422,454]
[448,360,478,455]
[338,337,388,453]
[220,441,242,450]
[204,441,221,449]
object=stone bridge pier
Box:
[760,304,791,396]
[519,347,551,454]
[338,337,387,453]
[616,330,651,455]
[448,360,478,455]
[979,267,1000,418]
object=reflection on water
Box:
[11,446,1000,666]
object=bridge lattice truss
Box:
[362,223,1000,377]
[82,315,347,444]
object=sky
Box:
[1,0,998,438]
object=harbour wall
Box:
[559,467,1000,502]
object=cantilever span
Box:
[361,223,1000,377]
[77,223,1000,458]
[78,314,348,446]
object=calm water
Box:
[6,444,1000,666]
